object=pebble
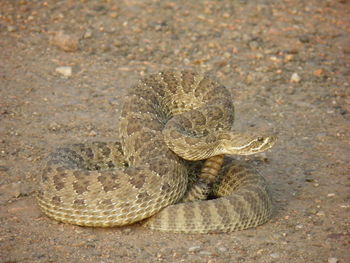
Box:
[188,246,201,252]
[51,31,79,52]
[56,66,72,77]
[122,228,132,234]
[328,257,338,263]
[49,122,61,131]
[83,29,93,39]
[290,72,301,83]
[316,211,325,216]
[7,25,17,32]
[270,253,280,259]
[217,246,227,252]
[88,130,97,137]
[313,69,324,77]
[199,251,212,256]
[284,54,294,62]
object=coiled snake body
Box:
[37,70,276,233]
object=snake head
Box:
[221,134,277,156]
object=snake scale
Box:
[37,70,276,233]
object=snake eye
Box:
[257,137,264,142]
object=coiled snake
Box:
[37,70,276,233]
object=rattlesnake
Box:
[37,70,276,233]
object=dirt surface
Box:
[1,0,349,262]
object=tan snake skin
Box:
[37,70,276,233]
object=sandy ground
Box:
[0,0,349,262]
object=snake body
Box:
[37,70,275,233]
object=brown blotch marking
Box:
[161,71,180,94]
[161,182,172,193]
[137,192,151,201]
[207,106,224,120]
[97,173,120,192]
[217,133,231,141]
[195,76,216,97]
[204,85,230,101]
[53,173,66,191]
[190,110,206,126]
[99,144,111,157]
[177,115,193,130]
[51,195,62,204]
[73,180,90,195]
[185,137,199,146]
[73,199,86,207]
[126,116,143,135]
[127,168,146,189]
[180,70,197,93]
[98,198,114,210]
[148,158,170,177]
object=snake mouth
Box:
[224,135,277,156]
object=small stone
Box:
[51,31,79,52]
[110,12,118,18]
[307,208,318,215]
[7,25,17,32]
[299,35,310,43]
[284,54,294,62]
[327,193,335,197]
[223,52,231,58]
[270,253,280,259]
[83,29,93,39]
[305,177,314,182]
[316,211,325,216]
[313,69,324,77]
[249,40,260,50]
[100,43,111,52]
[88,130,97,137]
[113,40,122,47]
[217,246,227,252]
[199,251,212,256]
[56,66,72,77]
[290,73,301,83]
[328,257,338,263]
[188,246,201,252]
[49,122,61,131]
